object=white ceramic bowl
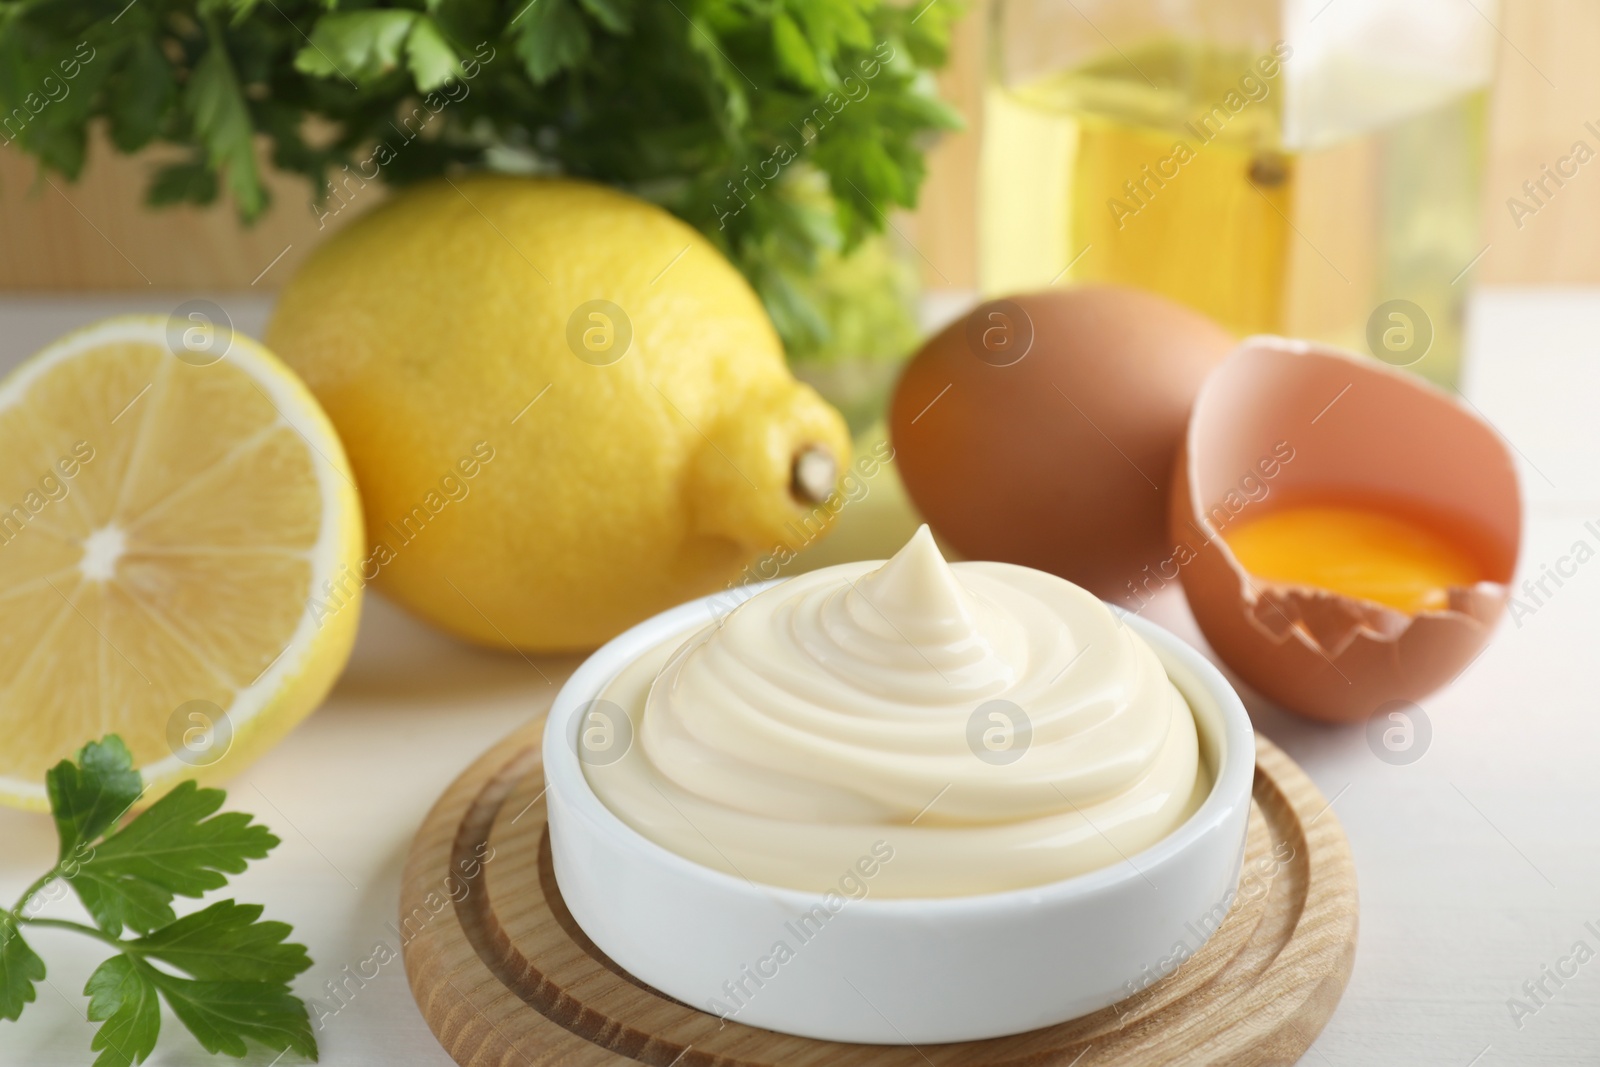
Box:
[542,582,1255,1044]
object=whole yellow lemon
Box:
[267,176,849,652]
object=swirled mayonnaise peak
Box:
[582,525,1209,897]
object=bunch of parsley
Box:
[0,0,960,358]
[0,737,315,1065]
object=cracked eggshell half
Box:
[1170,337,1521,723]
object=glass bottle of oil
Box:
[981,1,1496,387]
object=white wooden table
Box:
[1,289,1595,1066]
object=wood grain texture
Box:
[399,723,1358,1066]
[0,133,369,291]
[1476,0,1600,284]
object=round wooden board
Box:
[401,721,1357,1067]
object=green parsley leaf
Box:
[0,1,961,359]
[515,0,592,84]
[680,13,750,128]
[404,16,461,92]
[148,159,221,208]
[65,780,278,936]
[132,900,311,984]
[84,956,159,1067]
[107,37,176,153]
[795,0,874,56]
[45,736,142,863]
[5,736,317,1065]
[296,10,418,85]
[578,0,634,34]
[187,27,267,219]
[0,920,46,1023]
[772,13,824,90]
[146,970,317,1061]
[70,877,176,944]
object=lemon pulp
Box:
[0,317,362,809]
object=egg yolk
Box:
[1222,502,1485,614]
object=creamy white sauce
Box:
[582,526,1208,897]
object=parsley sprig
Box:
[1,737,317,1066]
[0,0,959,361]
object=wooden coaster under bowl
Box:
[401,723,1357,1066]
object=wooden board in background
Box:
[0,133,367,291]
[399,723,1358,1066]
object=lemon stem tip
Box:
[790,445,837,505]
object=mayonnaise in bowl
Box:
[581,525,1210,897]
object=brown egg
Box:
[1170,337,1522,723]
[890,286,1234,599]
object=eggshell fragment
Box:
[1170,337,1521,723]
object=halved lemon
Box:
[0,316,363,809]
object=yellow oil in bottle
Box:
[980,37,1488,385]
